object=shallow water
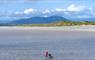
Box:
[0,29,95,60]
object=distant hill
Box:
[10,16,69,24]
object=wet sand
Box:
[0,26,95,60]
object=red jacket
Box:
[45,51,49,57]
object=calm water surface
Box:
[0,29,95,60]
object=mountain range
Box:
[10,16,69,24]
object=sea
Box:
[0,29,95,60]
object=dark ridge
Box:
[10,16,69,24]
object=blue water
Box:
[0,30,95,60]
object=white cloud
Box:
[55,8,66,12]
[13,6,95,19]
[15,12,22,15]
[89,7,95,17]
[24,8,36,14]
[67,4,86,11]
[14,8,36,15]
[43,15,49,17]
[14,8,36,17]
[76,15,92,18]
[42,9,51,14]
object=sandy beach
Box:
[0,26,95,60]
[0,25,95,32]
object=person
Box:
[45,51,49,57]
[45,51,49,60]
[44,51,53,60]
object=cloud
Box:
[76,15,92,18]
[89,7,95,17]
[55,8,66,12]
[23,8,36,14]
[53,4,86,12]
[11,6,95,19]
[42,9,51,14]
[14,8,36,15]
[67,4,86,11]
[59,4,95,18]
[15,12,22,15]
[13,8,37,18]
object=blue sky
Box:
[0,0,95,21]
[1,0,94,10]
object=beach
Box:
[0,25,95,31]
[0,26,95,60]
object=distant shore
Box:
[0,25,95,32]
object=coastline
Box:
[0,25,95,32]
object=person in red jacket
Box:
[45,51,49,57]
[44,51,53,60]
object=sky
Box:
[0,0,95,21]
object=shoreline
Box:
[0,25,95,32]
